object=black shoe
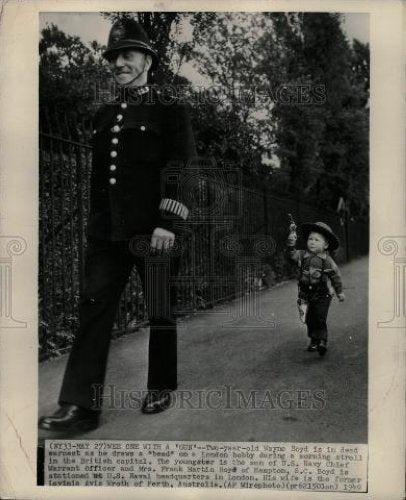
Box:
[318,341,327,356]
[307,340,319,352]
[39,404,100,432]
[141,391,172,414]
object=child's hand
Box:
[337,293,345,302]
[287,231,297,246]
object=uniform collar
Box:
[303,250,328,259]
[116,85,151,103]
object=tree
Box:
[258,13,369,218]
[39,23,110,120]
[187,13,277,177]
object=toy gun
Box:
[287,213,297,232]
[287,213,298,246]
[288,214,297,233]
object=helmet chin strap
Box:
[120,60,148,88]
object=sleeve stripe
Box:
[159,198,189,220]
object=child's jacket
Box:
[286,246,343,299]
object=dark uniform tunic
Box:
[88,86,195,239]
[59,87,196,410]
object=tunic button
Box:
[140,125,146,131]
[112,125,120,133]
[116,114,123,121]
[110,151,117,158]
[112,138,118,145]
[109,164,117,171]
[109,178,117,185]
[121,102,127,109]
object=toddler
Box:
[286,221,345,355]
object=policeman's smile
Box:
[114,71,132,81]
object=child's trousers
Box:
[300,286,332,341]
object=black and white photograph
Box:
[37,8,370,484]
[0,2,404,499]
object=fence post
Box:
[263,182,269,237]
[72,113,85,292]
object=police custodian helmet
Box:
[103,18,158,70]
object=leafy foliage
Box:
[39,24,110,117]
[251,13,370,216]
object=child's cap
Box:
[300,222,340,251]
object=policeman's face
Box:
[307,232,329,254]
[108,49,152,87]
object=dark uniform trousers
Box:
[59,236,180,410]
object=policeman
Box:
[39,19,196,431]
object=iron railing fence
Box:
[39,109,368,359]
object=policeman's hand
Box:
[150,227,175,253]
[287,231,297,246]
[337,293,346,302]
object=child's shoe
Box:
[307,339,319,352]
[318,340,327,356]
